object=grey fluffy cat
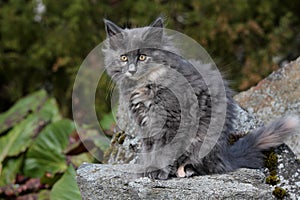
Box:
[103,17,300,180]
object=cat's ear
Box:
[143,17,164,44]
[149,17,164,29]
[103,19,123,38]
[104,19,124,49]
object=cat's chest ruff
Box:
[146,67,168,82]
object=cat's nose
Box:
[128,64,136,75]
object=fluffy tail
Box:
[229,115,300,169]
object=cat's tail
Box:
[228,115,300,169]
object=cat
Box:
[102,17,300,180]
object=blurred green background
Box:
[1,0,300,199]
[1,0,300,117]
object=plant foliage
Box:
[0,90,108,199]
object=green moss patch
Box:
[272,187,287,199]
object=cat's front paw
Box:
[175,164,196,178]
[129,84,155,126]
[130,84,154,108]
[144,166,170,180]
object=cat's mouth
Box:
[125,71,134,77]
[124,71,142,81]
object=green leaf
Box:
[24,120,75,178]
[0,114,49,174]
[50,165,82,200]
[0,156,23,186]
[0,98,61,175]
[0,90,48,134]
[37,98,62,123]
[99,111,115,130]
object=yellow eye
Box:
[138,54,146,61]
[120,55,128,62]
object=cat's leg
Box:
[144,166,170,180]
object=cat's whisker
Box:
[105,74,120,100]
[105,80,113,100]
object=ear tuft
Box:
[150,17,164,28]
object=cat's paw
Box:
[176,165,186,178]
[129,84,155,126]
[130,85,154,108]
[144,166,170,180]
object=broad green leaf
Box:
[37,98,62,123]
[50,165,82,200]
[0,90,48,134]
[0,98,61,172]
[0,156,23,186]
[24,120,75,178]
[0,114,48,168]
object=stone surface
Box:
[77,164,275,200]
[78,144,300,199]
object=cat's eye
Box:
[138,54,146,61]
[120,55,128,62]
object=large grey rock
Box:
[78,57,300,199]
[78,144,300,199]
[77,164,274,200]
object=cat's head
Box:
[102,18,174,82]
